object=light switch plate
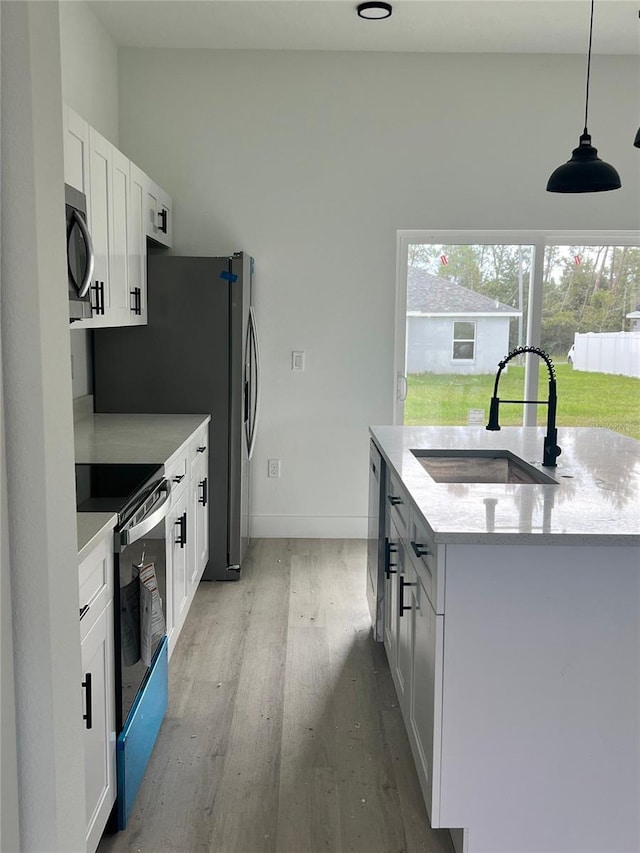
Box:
[292,351,305,371]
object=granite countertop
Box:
[77,512,117,560]
[74,412,210,464]
[75,412,210,557]
[370,425,640,545]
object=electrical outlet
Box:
[268,459,281,478]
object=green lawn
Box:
[405,364,640,441]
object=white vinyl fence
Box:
[573,332,640,378]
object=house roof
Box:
[407,268,520,316]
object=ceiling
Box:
[87,0,640,55]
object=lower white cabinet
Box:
[78,536,116,853]
[167,480,189,652]
[408,569,444,826]
[190,451,209,595]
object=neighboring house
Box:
[406,268,521,375]
[627,306,640,332]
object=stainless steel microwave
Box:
[66,183,94,322]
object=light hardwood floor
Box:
[98,539,455,853]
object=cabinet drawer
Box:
[189,425,208,468]
[165,451,188,491]
[79,536,113,638]
[407,510,444,614]
[386,468,409,538]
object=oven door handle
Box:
[119,483,171,548]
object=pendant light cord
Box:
[584,0,595,134]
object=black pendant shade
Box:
[546,0,621,193]
[547,131,622,193]
[634,127,640,148]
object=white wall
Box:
[118,49,640,537]
[59,0,119,145]
[1,2,85,849]
[60,0,120,399]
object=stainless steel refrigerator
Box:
[93,252,260,581]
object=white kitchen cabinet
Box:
[408,568,444,827]
[190,450,209,597]
[63,104,90,194]
[167,480,189,654]
[395,555,415,713]
[78,535,116,853]
[128,163,148,325]
[383,515,402,689]
[144,175,172,248]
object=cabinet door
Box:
[396,556,415,713]
[409,574,444,827]
[190,452,209,595]
[145,176,172,247]
[88,127,112,321]
[81,600,116,853]
[168,485,189,652]
[384,516,404,685]
[109,147,130,326]
[128,163,147,325]
[63,104,89,193]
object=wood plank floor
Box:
[98,539,455,853]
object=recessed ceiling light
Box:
[357,2,392,20]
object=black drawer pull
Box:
[196,446,206,453]
[199,477,208,507]
[399,575,416,617]
[158,208,168,234]
[387,495,402,506]
[79,604,90,621]
[411,540,430,559]
[384,538,398,580]
[172,474,185,484]
[130,287,142,315]
[82,672,93,729]
[175,512,187,548]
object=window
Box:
[452,321,476,361]
[395,231,640,439]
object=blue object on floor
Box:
[116,637,168,829]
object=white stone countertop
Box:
[74,413,211,464]
[77,512,117,560]
[370,426,640,545]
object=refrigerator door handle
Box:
[247,306,261,461]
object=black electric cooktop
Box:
[75,463,163,515]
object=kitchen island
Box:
[369,426,640,853]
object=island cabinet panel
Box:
[438,543,640,853]
[407,507,445,614]
[383,515,404,685]
[408,570,444,828]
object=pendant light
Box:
[546,0,621,193]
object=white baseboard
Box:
[250,515,367,539]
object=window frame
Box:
[451,319,476,362]
[394,230,640,425]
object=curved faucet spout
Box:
[486,346,561,468]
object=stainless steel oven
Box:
[76,462,172,830]
[66,183,95,322]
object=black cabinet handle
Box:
[158,209,168,234]
[130,287,141,315]
[399,576,416,617]
[82,672,93,730]
[411,540,430,559]
[384,538,398,580]
[172,474,185,484]
[91,281,105,316]
[175,512,187,549]
[199,477,208,507]
[387,495,402,506]
[196,446,206,454]
[79,604,90,621]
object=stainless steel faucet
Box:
[486,346,561,467]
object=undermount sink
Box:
[411,449,558,485]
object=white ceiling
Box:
[87,0,640,55]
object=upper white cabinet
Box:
[64,104,90,194]
[145,177,172,248]
[64,104,172,328]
